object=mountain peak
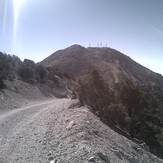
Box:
[69,44,84,48]
[65,44,86,52]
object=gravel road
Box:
[0,98,163,163]
[0,98,69,163]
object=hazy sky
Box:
[0,0,163,75]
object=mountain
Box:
[39,44,163,158]
[40,44,163,87]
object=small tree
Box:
[0,73,5,89]
[35,65,47,82]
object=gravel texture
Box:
[0,98,163,163]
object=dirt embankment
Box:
[0,79,48,112]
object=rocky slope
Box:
[0,98,163,163]
[0,79,48,112]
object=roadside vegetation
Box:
[0,52,73,90]
[0,52,21,89]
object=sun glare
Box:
[12,0,25,51]
[13,0,24,24]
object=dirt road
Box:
[0,98,70,163]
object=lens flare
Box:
[13,0,22,44]
[1,0,8,34]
